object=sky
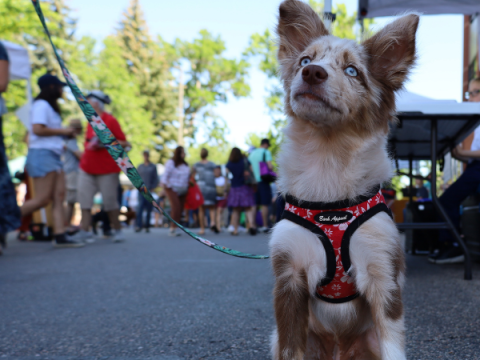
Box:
[68,0,464,149]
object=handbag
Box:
[184,181,204,210]
[243,157,257,186]
[259,149,277,183]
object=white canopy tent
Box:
[1,40,32,128]
[394,91,480,182]
[357,0,480,18]
[357,0,480,54]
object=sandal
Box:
[231,231,239,236]
[210,225,220,234]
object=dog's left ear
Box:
[277,0,329,61]
[362,14,419,91]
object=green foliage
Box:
[0,0,246,167]
[114,0,177,164]
[171,30,251,139]
[0,0,88,159]
[186,114,231,165]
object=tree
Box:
[187,113,232,165]
[170,30,251,143]
[0,0,93,159]
[114,0,177,164]
[243,1,373,161]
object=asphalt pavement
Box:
[1,227,479,360]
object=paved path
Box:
[1,228,479,359]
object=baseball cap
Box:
[37,73,67,90]
[86,90,112,104]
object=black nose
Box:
[302,65,328,85]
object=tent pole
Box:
[324,0,333,32]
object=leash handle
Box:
[31,0,269,260]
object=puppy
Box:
[269,1,418,359]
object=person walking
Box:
[226,147,256,235]
[0,41,21,253]
[161,146,190,237]
[71,90,131,243]
[63,119,83,231]
[193,148,218,235]
[135,150,158,232]
[20,74,82,248]
[248,138,274,232]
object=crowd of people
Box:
[159,139,277,237]
[0,59,280,253]
[3,33,480,267]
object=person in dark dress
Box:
[225,147,256,235]
[0,41,21,254]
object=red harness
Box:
[282,187,391,303]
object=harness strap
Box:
[281,211,336,286]
[341,203,393,275]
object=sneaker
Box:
[53,234,85,248]
[429,245,465,264]
[258,226,267,233]
[227,224,235,233]
[248,228,257,236]
[168,229,181,237]
[135,227,142,233]
[113,230,125,243]
[103,230,114,238]
[145,228,150,233]
[68,230,96,244]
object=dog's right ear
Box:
[277,0,329,61]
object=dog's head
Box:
[277,0,419,136]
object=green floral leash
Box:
[31,0,268,260]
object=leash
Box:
[31,0,269,260]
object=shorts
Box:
[216,199,227,208]
[77,170,119,211]
[65,171,78,204]
[255,180,273,206]
[26,148,63,178]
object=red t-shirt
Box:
[79,112,126,175]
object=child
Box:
[214,166,228,230]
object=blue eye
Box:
[300,57,311,66]
[344,66,358,77]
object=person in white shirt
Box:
[161,146,190,236]
[20,74,82,248]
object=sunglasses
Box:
[465,89,480,100]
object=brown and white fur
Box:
[269,1,419,359]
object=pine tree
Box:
[114,0,176,163]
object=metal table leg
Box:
[430,119,472,280]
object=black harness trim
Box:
[341,203,393,275]
[284,185,381,210]
[282,188,393,304]
[316,292,360,303]
[282,211,336,286]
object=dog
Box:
[269,1,418,359]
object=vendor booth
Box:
[356,1,480,280]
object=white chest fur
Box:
[277,121,393,202]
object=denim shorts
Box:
[26,148,63,178]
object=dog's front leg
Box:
[271,251,310,360]
[350,213,406,360]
